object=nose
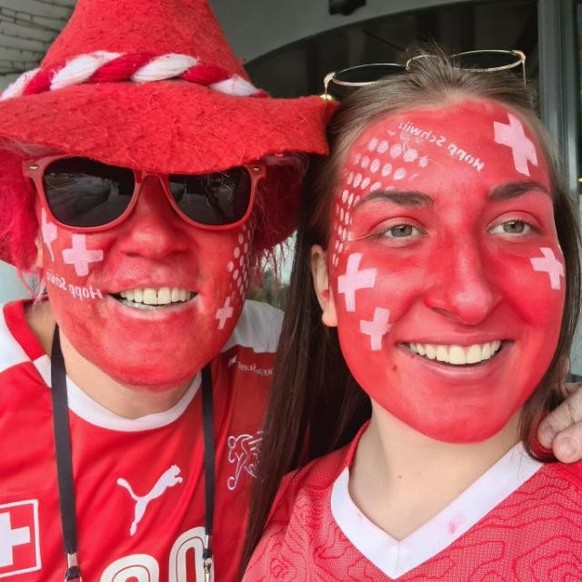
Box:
[118,175,190,257]
[423,239,500,325]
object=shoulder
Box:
[268,445,349,525]
[222,300,283,355]
[547,459,582,491]
[244,448,352,581]
[0,300,45,372]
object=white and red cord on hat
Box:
[0,51,267,100]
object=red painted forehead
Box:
[348,98,549,187]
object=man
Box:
[0,0,580,580]
[0,0,329,579]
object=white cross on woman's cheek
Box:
[360,307,391,351]
[337,252,377,312]
[62,234,104,277]
[530,247,564,290]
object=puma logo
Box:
[117,465,183,535]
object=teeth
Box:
[118,287,193,306]
[409,341,501,366]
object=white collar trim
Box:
[34,354,200,432]
[331,443,542,578]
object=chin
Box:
[105,362,197,392]
[415,416,511,444]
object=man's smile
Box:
[113,287,197,308]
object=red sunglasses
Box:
[23,155,265,232]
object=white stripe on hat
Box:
[131,53,199,82]
[51,51,122,90]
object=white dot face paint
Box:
[325,99,564,444]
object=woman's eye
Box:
[383,224,422,238]
[490,220,533,235]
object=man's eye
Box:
[384,224,421,238]
[490,220,533,235]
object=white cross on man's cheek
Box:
[360,307,391,351]
[337,253,377,312]
[530,247,564,290]
[493,113,538,176]
[62,234,104,277]
[41,209,57,262]
[216,296,234,330]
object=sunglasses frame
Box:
[23,154,265,233]
[323,49,527,99]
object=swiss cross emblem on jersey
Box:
[0,500,41,577]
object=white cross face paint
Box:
[359,307,392,351]
[530,247,565,290]
[62,233,104,276]
[494,112,538,176]
[337,252,376,312]
[324,99,565,443]
[41,208,57,262]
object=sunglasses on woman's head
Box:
[23,155,265,232]
[323,49,527,100]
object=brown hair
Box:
[241,50,581,570]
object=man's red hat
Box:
[0,0,332,264]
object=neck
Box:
[350,399,520,540]
[27,301,193,418]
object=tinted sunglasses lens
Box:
[168,167,252,226]
[43,158,134,227]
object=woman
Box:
[243,51,582,580]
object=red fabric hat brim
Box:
[0,81,331,173]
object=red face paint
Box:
[38,175,252,390]
[327,99,564,442]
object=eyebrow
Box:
[354,190,434,209]
[488,181,550,200]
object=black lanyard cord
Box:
[50,326,81,581]
[50,326,215,581]
[201,364,215,581]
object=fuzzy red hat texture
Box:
[0,0,335,265]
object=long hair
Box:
[241,51,581,570]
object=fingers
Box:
[537,384,582,462]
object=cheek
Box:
[330,251,399,369]
[493,245,566,327]
[212,224,254,332]
[39,214,108,302]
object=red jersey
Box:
[0,299,281,581]
[245,427,582,581]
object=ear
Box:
[310,244,337,328]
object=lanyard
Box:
[50,326,216,581]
